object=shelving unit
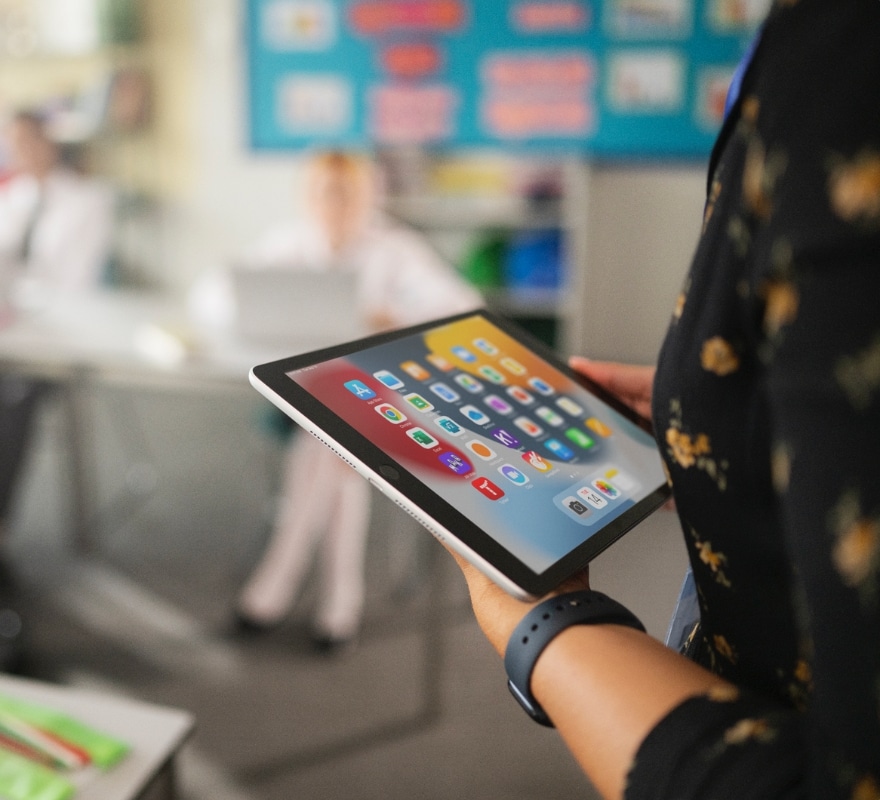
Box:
[383,155,590,354]
[0,0,191,288]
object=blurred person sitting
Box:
[229,151,481,651]
[0,109,114,295]
[0,110,114,611]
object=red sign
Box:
[511,2,589,32]
[381,43,443,78]
[350,0,466,35]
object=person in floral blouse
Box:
[447,1,880,797]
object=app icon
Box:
[472,338,498,355]
[535,406,565,427]
[472,476,505,500]
[430,382,460,403]
[592,478,620,499]
[556,397,584,416]
[577,486,607,508]
[454,374,484,394]
[435,416,464,436]
[427,354,455,372]
[461,405,491,425]
[499,464,529,485]
[467,440,496,460]
[528,377,555,396]
[565,428,596,449]
[344,380,376,400]
[404,393,434,413]
[563,496,591,517]
[507,386,535,405]
[478,365,506,384]
[374,403,407,424]
[500,357,526,376]
[485,394,513,415]
[586,417,613,438]
[604,468,637,491]
[451,345,477,363]
[401,361,431,381]
[490,427,521,449]
[407,427,438,449]
[522,450,552,473]
[373,370,404,390]
[439,451,472,475]
[545,438,575,461]
[514,416,544,438]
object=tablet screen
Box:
[252,311,669,597]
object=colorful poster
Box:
[245,0,767,156]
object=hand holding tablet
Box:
[250,310,671,600]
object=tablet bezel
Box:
[249,309,671,599]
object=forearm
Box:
[531,623,729,800]
[456,555,731,800]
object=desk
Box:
[0,673,194,800]
[0,288,293,389]
[0,288,295,549]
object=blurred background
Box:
[0,1,765,798]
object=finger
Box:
[569,357,655,416]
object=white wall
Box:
[574,163,706,364]
[160,0,309,293]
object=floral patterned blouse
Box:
[625,1,880,797]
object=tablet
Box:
[249,309,671,600]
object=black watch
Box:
[504,590,645,727]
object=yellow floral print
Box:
[673,292,686,320]
[689,525,732,588]
[713,634,738,664]
[852,774,880,800]
[780,658,814,711]
[723,718,776,745]
[698,540,729,575]
[666,400,729,491]
[828,150,880,227]
[771,444,791,494]
[672,276,691,322]
[666,428,711,469]
[703,177,722,233]
[760,279,799,337]
[835,333,880,411]
[740,95,760,126]
[706,684,740,703]
[742,136,787,220]
[830,491,880,594]
[700,336,740,376]
[793,658,812,686]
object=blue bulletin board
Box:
[245,0,766,157]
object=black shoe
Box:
[231,609,281,636]
[310,631,356,656]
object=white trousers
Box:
[238,433,371,639]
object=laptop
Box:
[232,268,365,349]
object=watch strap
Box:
[504,590,646,727]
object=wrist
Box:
[504,590,645,727]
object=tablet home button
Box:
[379,465,400,481]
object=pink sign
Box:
[369,84,458,143]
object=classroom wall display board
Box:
[244,0,767,158]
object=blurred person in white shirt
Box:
[0,110,114,661]
[231,151,481,652]
[0,110,114,296]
